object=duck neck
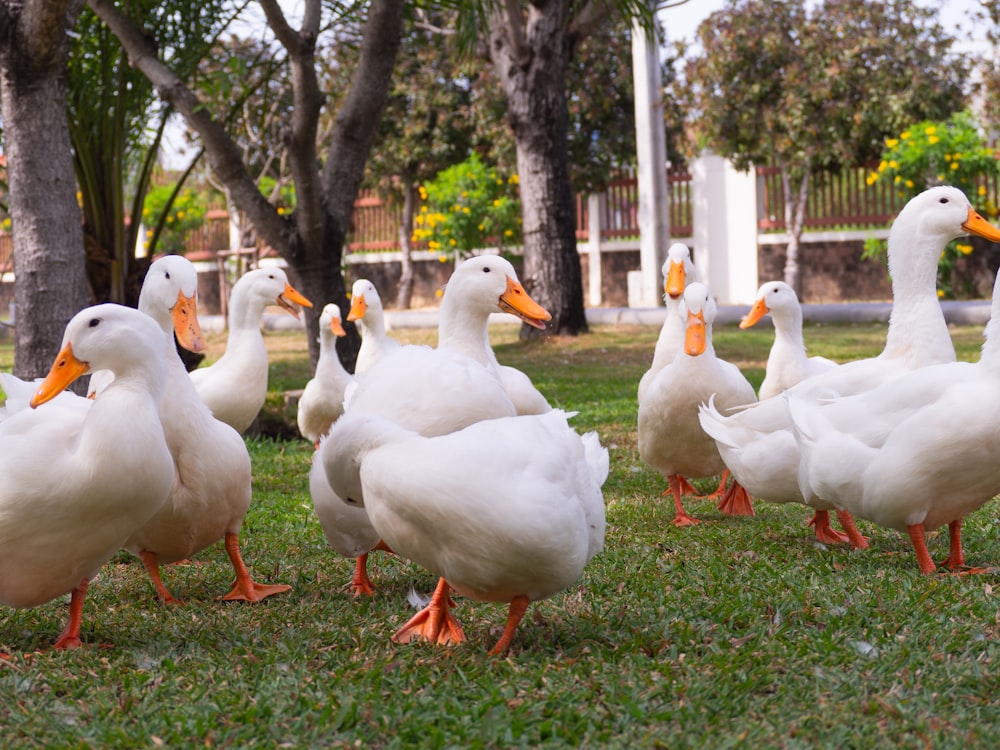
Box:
[437,295,494,368]
[881,223,954,365]
[771,307,806,359]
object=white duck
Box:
[190,266,312,432]
[297,303,355,447]
[434,255,552,413]
[740,281,837,400]
[789,266,1000,574]
[311,255,550,596]
[322,408,608,654]
[347,278,400,374]
[117,256,291,604]
[638,282,757,526]
[637,242,700,404]
[699,186,1000,546]
[0,304,174,649]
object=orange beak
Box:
[684,309,707,356]
[277,283,313,319]
[665,261,686,299]
[330,317,347,337]
[498,276,552,330]
[963,207,1000,243]
[31,342,89,408]
[739,298,770,329]
[172,290,206,352]
[347,294,367,322]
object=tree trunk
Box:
[90,0,404,371]
[781,167,810,299]
[0,0,91,380]
[486,0,587,338]
[395,180,416,310]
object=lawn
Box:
[1,319,998,748]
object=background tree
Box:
[68,0,232,307]
[91,0,406,369]
[461,0,655,338]
[0,0,92,379]
[683,0,967,296]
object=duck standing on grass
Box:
[789,266,1000,574]
[297,303,355,447]
[190,266,312,433]
[0,305,175,649]
[322,409,608,655]
[311,255,550,598]
[699,186,1000,548]
[347,278,400,374]
[739,280,837,400]
[116,256,291,604]
[638,282,757,526]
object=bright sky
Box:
[658,0,989,49]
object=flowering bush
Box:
[142,184,207,255]
[412,152,521,263]
[865,110,999,297]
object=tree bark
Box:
[486,0,587,338]
[395,180,416,310]
[89,0,405,370]
[0,0,91,379]
[781,167,810,299]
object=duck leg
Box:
[139,550,183,605]
[808,510,851,544]
[488,595,531,656]
[350,553,376,597]
[393,577,465,646]
[939,519,966,569]
[701,470,731,501]
[835,509,869,550]
[716,479,755,516]
[349,540,395,597]
[667,474,700,527]
[53,579,89,650]
[906,524,937,574]
[218,532,292,602]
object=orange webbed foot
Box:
[393,578,465,647]
[350,553,376,597]
[218,532,291,603]
[808,510,850,544]
[716,481,755,516]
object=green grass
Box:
[2,320,999,748]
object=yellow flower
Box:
[937,289,944,298]
[462,207,470,214]
[979,186,987,196]
[478,224,485,231]
[508,174,519,185]
[956,243,974,255]
[885,138,899,148]
[937,174,945,181]
[493,199,501,208]
[901,130,911,140]
[888,160,898,169]
[905,179,914,188]
[925,125,937,135]
[928,135,940,145]
[429,240,441,250]
[419,186,428,200]
[177,210,185,219]
[866,173,878,186]
[449,238,457,246]
[438,257,447,265]
[950,162,959,170]
[877,160,888,172]
[504,229,513,237]
[894,176,901,184]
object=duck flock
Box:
[2,185,1000,656]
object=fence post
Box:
[587,193,604,306]
[692,151,759,305]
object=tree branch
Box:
[87,0,296,256]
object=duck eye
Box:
[939,197,949,204]
[482,266,491,273]
[164,271,171,280]
[88,318,100,328]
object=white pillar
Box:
[691,152,759,305]
[587,193,604,306]
[631,16,670,307]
